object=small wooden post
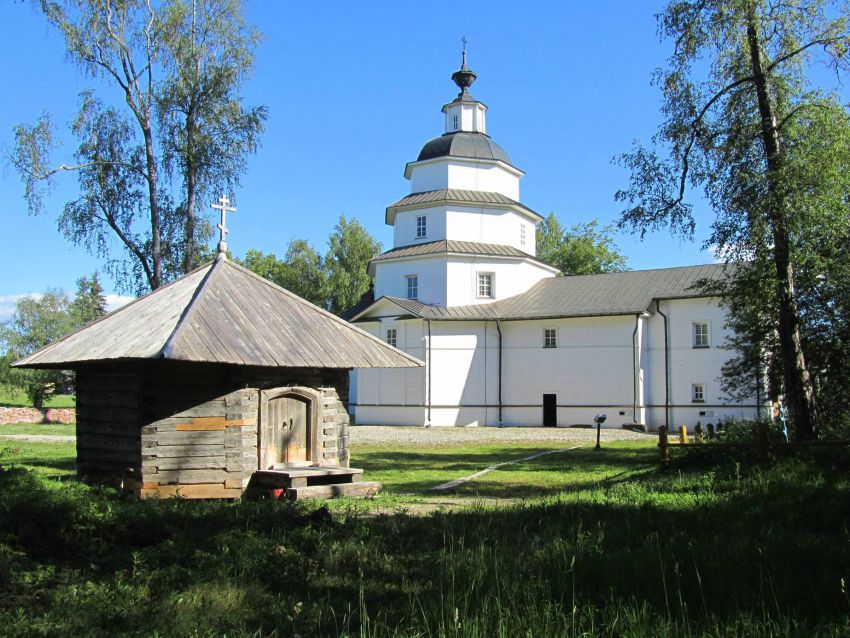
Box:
[679,425,689,444]
[658,425,670,467]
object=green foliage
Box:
[241,240,327,308]
[1,440,849,636]
[536,213,628,275]
[616,0,850,438]
[0,291,75,408]
[323,216,381,315]
[70,272,107,326]
[11,0,266,294]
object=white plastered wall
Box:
[408,159,521,200]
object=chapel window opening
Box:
[416,215,427,238]
[453,114,459,130]
[520,224,526,245]
[693,321,710,348]
[692,382,706,403]
[406,275,419,300]
[386,328,398,348]
[543,328,557,349]
[477,273,494,298]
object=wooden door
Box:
[542,394,557,427]
[265,395,310,467]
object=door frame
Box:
[258,386,322,470]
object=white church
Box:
[346,55,760,430]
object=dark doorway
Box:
[542,394,557,427]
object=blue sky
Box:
[1,1,717,318]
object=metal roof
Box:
[417,132,512,164]
[14,256,422,370]
[352,264,734,322]
[368,240,555,274]
[385,188,542,225]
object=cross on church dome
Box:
[451,35,477,95]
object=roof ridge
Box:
[221,259,423,366]
[160,258,223,359]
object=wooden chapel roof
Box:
[14,256,422,370]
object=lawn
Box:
[0,388,76,408]
[0,437,848,637]
[0,422,76,437]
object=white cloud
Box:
[104,294,135,313]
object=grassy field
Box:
[0,422,76,437]
[0,389,76,408]
[0,436,848,637]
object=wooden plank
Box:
[141,457,235,471]
[285,481,381,501]
[142,444,224,459]
[148,469,237,484]
[144,431,225,444]
[140,483,242,499]
[174,417,256,431]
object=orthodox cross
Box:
[212,194,237,255]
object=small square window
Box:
[543,328,557,348]
[386,328,397,348]
[477,273,494,298]
[520,224,526,245]
[692,383,705,403]
[406,275,418,300]
[416,215,427,238]
[693,321,710,348]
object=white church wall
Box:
[408,159,521,199]
[445,258,555,306]
[374,258,448,304]
[500,316,638,427]
[445,206,537,253]
[394,206,448,246]
[643,298,758,431]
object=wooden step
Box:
[285,481,382,501]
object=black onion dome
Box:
[417,132,512,164]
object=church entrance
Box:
[542,394,557,427]
[260,388,318,469]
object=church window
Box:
[477,273,494,298]
[406,275,418,300]
[692,383,705,403]
[416,215,427,238]
[543,328,557,348]
[693,321,710,348]
[386,328,397,348]
[520,224,526,245]
[453,114,459,130]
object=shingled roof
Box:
[15,256,422,370]
[352,263,733,322]
[369,240,555,276]
[385,188,542,225]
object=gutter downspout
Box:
[632,314,640,424]
[496,320,503,426]
[656,300,670,429]
[426,319,432,426]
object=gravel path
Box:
[351,425,651,446]
[0,434,76,443]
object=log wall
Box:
[75,362,351,499]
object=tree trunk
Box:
[745,9,818,439]
[142,121,163,289]
[183,110,196,274]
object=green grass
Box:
[1,437,849,636]
[0,388,76,408]
[0,422,76,437]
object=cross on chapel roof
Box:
[452,35,477,94]
[212,194,237,257]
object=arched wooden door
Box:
[263,394,311,468]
